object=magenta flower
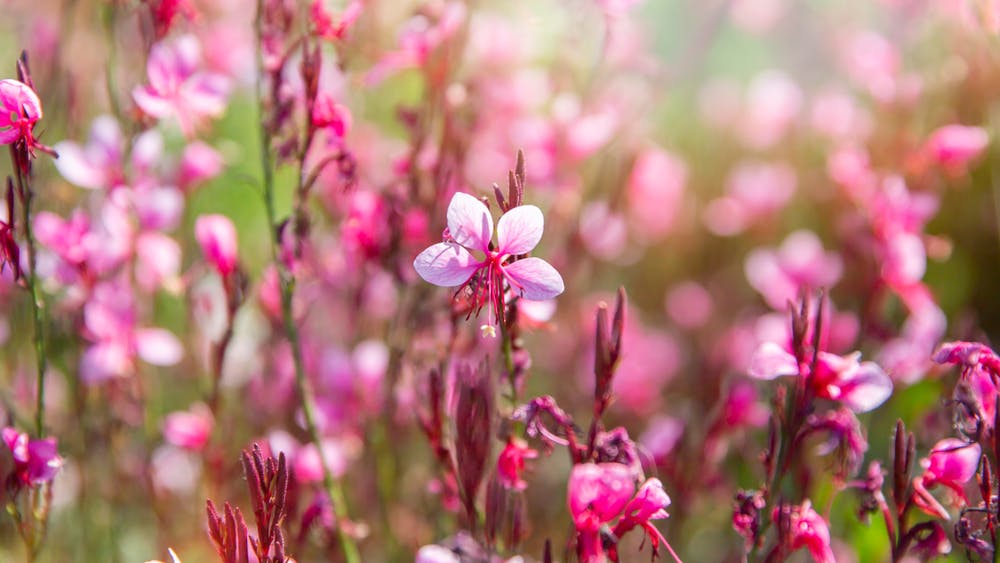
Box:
[132,35,229,137]
[749,344,892,413]
[195,214,239,277]
[413,192,564,335]
[2,427,63,486]
[496,437,538,491]
[0,79,42,148]
[777,501,835,563]
[568,463,635,532]
[912,438,981,520]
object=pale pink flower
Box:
[730,0,786,33]
[195,214,238,276]
[52,116,126,189]
[665,281,713,329]
[704,160,796,236]
[80,281,183,384]
[738,70,802,149]
[579,201,629,261]
[162,403,214,450]
[413,192,564,334]
[178,141,224,190]
[132,35,230,136]
[838,30,900,102]
[135,232,181,292]
[0,79,43,147]
[626,147,687,241]
[744,230,843,310]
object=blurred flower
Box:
[2,427,63,486]
[413,192,564,335]
[745,230,843,310]
[195,214,239,277]
[162,403,214,450]
[178,141,224,190]
[312,93,352,138]
[132,35,230,136]
[311,0,361,41]
[922,124,989,172]
[626,147,686,241]
[496,437,537,491]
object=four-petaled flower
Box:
[413,192,564,336]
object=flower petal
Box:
[838,361,893,413]
[446,192,493,251]
[413,242,480,287]
[135,328,184,366]
[496,204,544,255]
[504,257,564,300]
[748,341,798,380]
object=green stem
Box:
[254,4,360,561]
[11,151,47,438]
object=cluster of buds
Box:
[206,444,290,563]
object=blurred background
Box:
[0,0,998,561]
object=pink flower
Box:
[748,344,892,413]
[195,214,238,276]
[778,501,835,563]
[132,35,229,137]
[2,427,63,486]
[413,192,564,334]
[568,463,635,532]
[52,116,126,190]
[744,230,843,310]
[626,147,686,241]
[312,93,352,138]
[913,438,981,519]
[178,141,224,190]
[611,478,678,562]
[496,437,538,491]
[0,79,42,147]
[311,0,362,41]
[162,403,213,450]
[80,281,183,384]
[923,124,989,171]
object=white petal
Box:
[504,257,564,300]
[446,192,493,251]
[748,342,798,380]
[413,242,480,287]
[135,328,184,366]
[496,205,544,255]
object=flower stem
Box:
[254,4,360,561]
[10,147,47,438]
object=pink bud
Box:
[496,437,538,491]
[194,214,238,276]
